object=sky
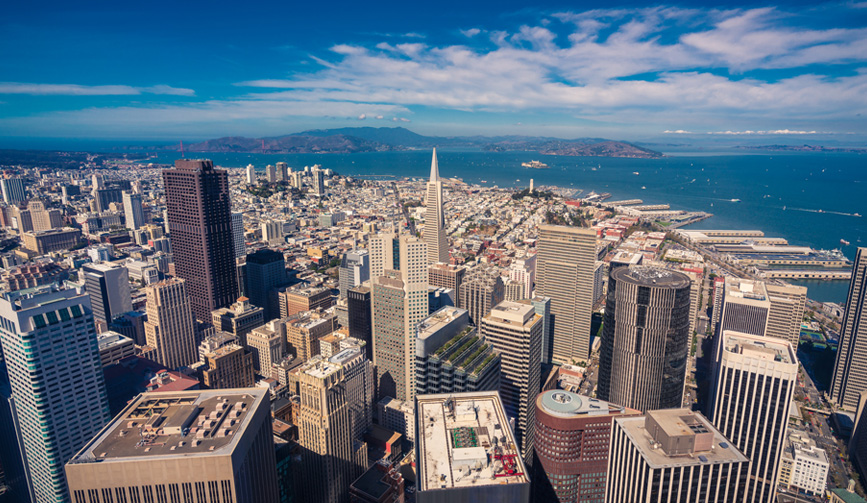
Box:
[1,0,866,144]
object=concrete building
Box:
[778,431,829,496]
[244,249,289,321]
[144,278,198,370]
[535,225,596,363]
[533,390,639,503]
[597,267,691,412]
[339,249,370,298]
[276,161,289,182]
[428,263,466,306]
[22,228,81,254]
[330,346,375,442]
[831,247,867,411]
[0,177,26,204]
[261,220,284,245]
[163,159,237,321]
[718,277,771,337]
[415,306,500,396]
[509,254,536,301]
[246,319,285,376]
[96,331,136,367]
[312,168,325,196]
[710,330,798,502]
[606,409,749,503]
[349,459,405,503]
[65,389,278,503]
[480,300,543,463]
[459,265,505,326]
[81,261,133,326]
[211,297,264,348]
[0,284,111,503]
[296,357,366,503]
[415,391,530,503]
[245,164,256,184]
[531,296,552,364]
[202,344,255,389]
[766,283,807,347]
[122,191,144,230]
[286,307,338,362]
[424,149,449,264]
[279,286,333,318]
[377,397,415,443]
[369,233,428,285]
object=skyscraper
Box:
[163,159,237,322]
[245,163,256,184]
[607,409,749,502]
[0,177,26,204]
[717,277,771,337]
[535,225,596,362]
[329,345,374,441]
[597,267,691,412]
[65,389,279,503]
[423,148,448,264]
[296,357,366,503]
[266,164,276,183]
[202,343,255,389]
[766,283,808,347]
[831,247,867,411]
[428,262,466,305]
[339,249,370,298]
[244,249,288,321]
[348,284,373,359]
[0,284,111,503]
[459,264,505,325]
[81,261,133,327]
[231,212,245,259]
[533,390,639,503]
[480,300,543,463]
[370,232,427,282]
[276,161,289,181]
[312,168,325,196]
[122,191,145,230]
[710,330,797,503]
[144,278,198,369]
[211,297,265,347]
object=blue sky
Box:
[1,0,866,143]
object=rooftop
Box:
[538,390,634,418]
[417,306,468,341]
[723,330,795,364]
[416,391,529,492]
[69,389,266,462]
[611,266,691,288]
[725,277,769,301]
[486,300,537,326]
[615,409,748,469]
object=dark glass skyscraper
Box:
[597,266,691,412]
[245,249,289,321]
[163,159,237,322]
[348,284,372,360]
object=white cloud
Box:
[709,129,821,135]
[0,82,194,96]
[664,130,693,134]
[461,28,481,37]
[358,114,367,120]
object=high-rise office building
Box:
[533,390,639,503]
[717,277,771,337]
[459,265,505,326]
[597,267,691,412]
[231,212,245,259]
[831,247,867,410]
[202,343,255,389]
[480,300,543,463]
[122,191,144,230]
[81,262,133,326]
[163,159,238,321]
[531,296,552,363]
[607,409,749,503]
[428,262,466,306]
[710,330,797,503]
[415,306,500,396]
[65,389,279,503]
[296,358,366,503]
[339,249,370,298]
[329,346,374,441]
[246,319,285,376]
[370,232,427,283]
[0,177,26,204]
[535,225,596,362]
[286,308,338,362]
[423,149,448,264]
[244,249,288,321]
[348,284,373,359]
[312,169,325,196]
[509,253,536,299]
[278,286,333,318]
[211,297,264,348]
[0,284,111,503]
[245,164,256,184]
[372,269,428,402]
[144,278,198,369]
[415,391,530,503]
[766,283,808,347]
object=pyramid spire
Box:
[430,148,439,182]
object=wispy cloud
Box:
[0,82,195,96]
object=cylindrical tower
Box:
[597,266,692,412]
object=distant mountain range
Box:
[161,127,663,158]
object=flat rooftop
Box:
[723,330,795,364]
[725,277,768,301]
[416,391,529,492]
[615,409,748,469]
[487,300,536,326]
[611,266,691,289]
[70,389,267,462]
[538,390,634,418]
[417,306,467,341]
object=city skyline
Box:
[1,2,866,142]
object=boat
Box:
[641,186,647,190]
[633,172,640,175]
[841,239,851,246]
[855,213,862,217]
[521,160,549,169]
[730,199,741,202]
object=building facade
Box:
[423,149,449,264]
[339,249,370,299]
[831,247,867,411]
[202,344,255,389]
[144,278,198,370]
[81,262,133,327]
[459,265,505,326]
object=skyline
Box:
[1,1,867,143]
